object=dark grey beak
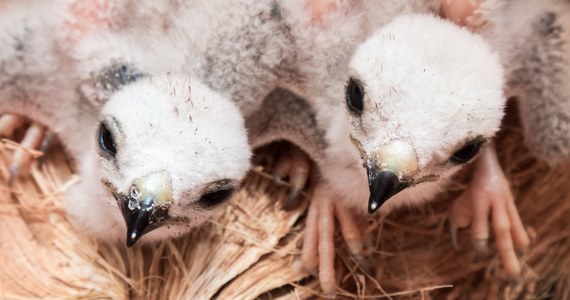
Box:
[121,195,155,247]
[366,166,409,214]
[118,171,173,247]
[364,139,418,214]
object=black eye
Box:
[450,139,485,164]
[98,123,117,157]
[199,188,234,208]
[346,78,364,114]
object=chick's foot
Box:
[302,182,366,298]
[450,145,530,277]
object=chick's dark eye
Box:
[199,188,234,208]
[450,139,485,164]
[98,123,117,157]
[346,78,364,114]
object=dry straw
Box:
[1,105,569,299]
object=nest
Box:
[1,104,569,299]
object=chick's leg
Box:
[302,182,365,298]
[272,144,311,210]
[0,114,48,185]
[450,145,530,277]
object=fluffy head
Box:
[65,74,251,244]
[344,14,506,212]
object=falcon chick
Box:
[0,2,251,246]
[301,14,508,295]
[1,0,322,247]
[66,75,251,245]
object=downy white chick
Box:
[38,0,331,245]
[61,0,320,244]
[1,0,324,247]
[298,1,549,292]
[67,75,251,245]
[0,1,252,246]
[299,14,509,295]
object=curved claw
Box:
[450,223,459,251]
[285,146,310,209]
[335,202,367,274]
[353,252,370,276]
[37,131,55,166]
[272,144,311,210]
[283,187,300,211]
[272,149,291,187]
[449,184,473,250]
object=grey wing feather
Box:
[516,8,570,165]
[0,2,99,158]
[486,0,570,165]
[247,88,327,168]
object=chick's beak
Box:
[367,140,418,214]
[119,171,173,247]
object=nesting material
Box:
[1,107,569,299]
